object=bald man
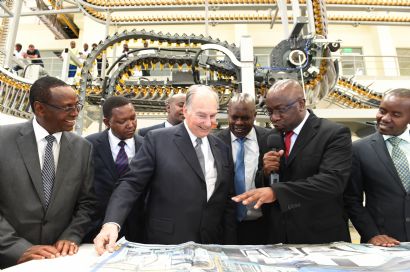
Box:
[138,93,186,137]
[233,79,352,244]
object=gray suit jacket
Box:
[0,121,96,268]
[345,131,410,242]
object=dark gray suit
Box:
[345,131,410,242]
[104,123,237,244]
[138,123,165,137]
[216,125,270,244]
[83,130,144,243]
[0,121,96,268]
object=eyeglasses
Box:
[40,101,83,112]
[264,98,301,117]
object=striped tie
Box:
[388,137,410,192]
[42,135,55,208]
[115,141,129,176]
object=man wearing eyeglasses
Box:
[233,79,352,244]
[0,76,96,268]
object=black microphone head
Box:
[267,133,284,150]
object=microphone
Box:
[266,133,284,185]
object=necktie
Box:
[284,131,294,158]
[115,141,129,176]
[234,137,247,221]
[42,135,56,208]
[195,138,206,176]
[388,137,410,192]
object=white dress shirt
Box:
[108,129,136,163]
[33,118,62,172]
[383,125,410,164]
[184,121,217,201]
[164,121,173,128]
[231,127,262,220]
[287,111,310,153]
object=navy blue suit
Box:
[138,123,165,137]
[83,130,145,243]
[345,131,410,243]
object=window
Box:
[340,47,366,76]
[254,47,272,67]
[396,48,410,76]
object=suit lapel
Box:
[49,132,74,208]
[16,121,45,206]
[287,114,318,166]
[173,124,205,181]
[209,135,223,191]
[371,132,405,191]
[96,130,118,179]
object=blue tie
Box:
[115,141,129,177]
[234,137,247,221]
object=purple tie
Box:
[115,141,129,176]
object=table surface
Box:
[3,244,99,272]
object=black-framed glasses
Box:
[40,101,83,112]
[264,98,302,117]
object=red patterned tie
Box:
[284,131,294,158]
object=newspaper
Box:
[89,238,410,271]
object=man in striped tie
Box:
[83,96,145,244]
[345,88,410,247]
[0,76,96,268]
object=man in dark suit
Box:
[233,79,352,244]
[94,85,236,254]
[138,93,186,136]
[0,76,96,268]
[216,93,270,244]
[83,96,145,243]
[345,88,410,247]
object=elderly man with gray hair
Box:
[216,93,270,244]
[94,85,236,254]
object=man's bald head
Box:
[166,93,186,125]
[265,79,306,132]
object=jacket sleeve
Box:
[344,144,380,242]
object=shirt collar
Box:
[33,117,62,144]
[382,125,410,143]
[164,120,173,128]
[292,111,310,136]
[230,126,257,143]
[183,120,209,147]
[108,129,134,147]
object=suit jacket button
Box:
[406,217,410,223]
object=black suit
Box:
[216,126,270,244]
[104,123,237,244]
[344,131,410,243]
[262,111,352,244]
[138,123,165,137]
[83,130,145,243]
